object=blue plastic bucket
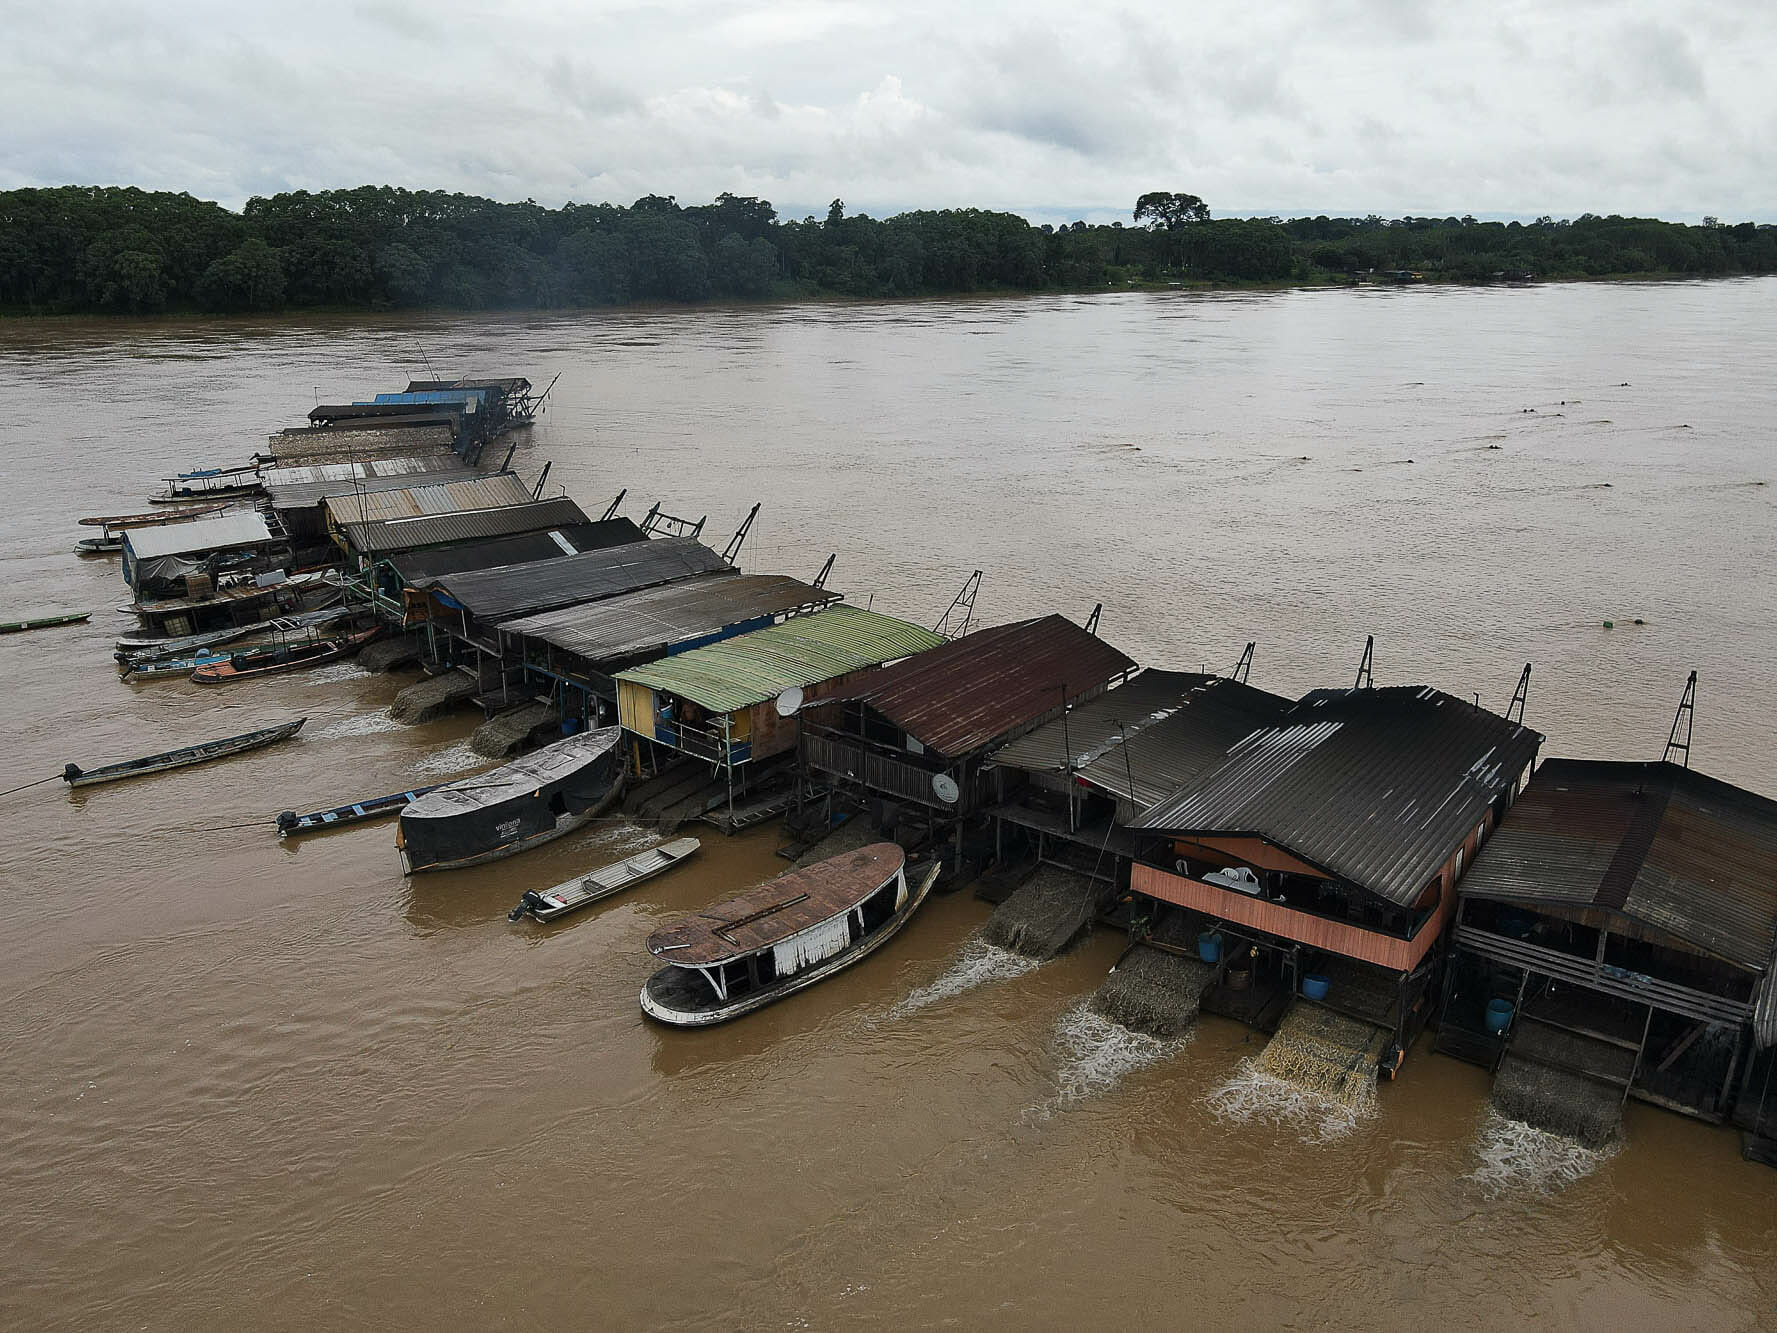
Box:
[1302,973,1330,1001]
[1484,997,1515,1035]
[1197,931,1223,964]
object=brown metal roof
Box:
[646,844,905,964]
[827,615,1136,759]
[1459,758,1777,974]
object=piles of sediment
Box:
[1257,1005,1391,1106]
[1491,1059,1623,1148]
[388,671,477,724]
[791,817,881,869]
[471,702,553,757]
[1091,945,1217,1038]
[982,866,1100,960]
[358,632,423,673]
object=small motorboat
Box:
[116,602,349,661]
[149,464,263,504]
[277,784,446,836]
[2,611,91,634]
[397,727,624,873]
[63,718,305,788]
[189,628,378,684]
[509,837,701,923]
[640,843,939,1027]
[121,649,234,681]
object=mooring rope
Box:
[0,774,60,799]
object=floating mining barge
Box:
[50,369,1777,1175]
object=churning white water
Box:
[1467,1108,1620,1195]
[893,936,1042,1015]
[1028,1003,1190,1117]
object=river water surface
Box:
[2,282,1774,1328]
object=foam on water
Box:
[412,741,486,776]
[1205,1060,1377,1144]
[1026,1003,1189,1118]
[315,712,403,740]
[893,937,1040,1015]
[302,662,371,686]
[1467,1107,1620,1195]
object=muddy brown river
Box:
[2,282,1774,1328]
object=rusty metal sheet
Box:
[647,844,905,964]
[830,614,1136,759]
[1461,758,1777,973]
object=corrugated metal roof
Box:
[991,670,1216,774]
[266,463,479,511]
[1076,677,1296,808]
[266,423,458,463]
[617,605,947,712]
[501,572,839,664]
[387,520,646,585]
[1134,685,1544,908]
[260,453,466,485]
[122,510,273,559]
[423,537,730,622]
[322,473,531,525]
[341,496,592,555]
[1458,758,1777,974]
[827,614,1136,759]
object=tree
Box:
[195,238,285,312]
[1133,191,1211,229]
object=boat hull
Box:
[640,862,940,1026]
[513,837,701,922]
[3,612,92,634]
[278,786,444,836]
[398,730,625,874]
[64,718,305,787]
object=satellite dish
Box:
[775,686,805,718]
[932,772,961,805]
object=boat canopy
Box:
[646,843,906,966]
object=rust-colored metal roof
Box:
[1459,758,1777,974]
[646,844,905,965]
[828,615,1136,759]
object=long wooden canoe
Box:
[277,784,447,836]
[2,611,92,634]
[79,504,230,528]
[63,717,306,788]
[509,837,701,923]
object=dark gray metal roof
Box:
[423,536,730,622]
[1076,677,1296,809]
[990,670,1216,774]
[1458,758,1777,975]
[387,519,645,585]
[341,496,592,555]
[499,572,839,665]
[1134,685,1544,907]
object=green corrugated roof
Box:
[616,604,945,712]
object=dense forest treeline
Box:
[2,184,1774,315]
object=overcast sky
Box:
[3,0,1772,223]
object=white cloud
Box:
[0,0,1771,222]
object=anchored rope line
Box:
[0,774,60,799]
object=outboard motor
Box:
[62,763,82,783]
[276,811,299,834]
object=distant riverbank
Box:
[4,184,1773,319]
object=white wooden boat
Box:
[509,837,701,923]
[640,843,939,1027]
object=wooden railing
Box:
[1453,924,1751,1027]
[804,732,956,808]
